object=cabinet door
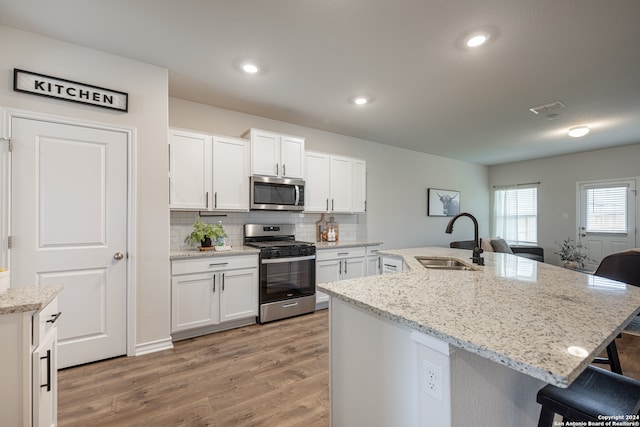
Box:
[169,129,212,209]
[33,328,57,427]
[342,257,365,280]
[280,135,305,178]
[367,256,381,276]
[352,159,367,213]
[171,273,219,332]
[212,136,249,211]
[220,268,258,322]
[316,259,340,304]
[250,130,280,177]
[305,151,330,212]
[330,156,352,213]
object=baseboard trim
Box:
[134,337,174,356]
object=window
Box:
[493,185,538,245]
[584,185,628,234]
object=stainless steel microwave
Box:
[250,176,305,211]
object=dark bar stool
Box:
[591,250,640,375]
[537,366,640,427]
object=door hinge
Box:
[7,235,12,249]
[1,137,11,152]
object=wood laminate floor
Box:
[58,310,329,427]
[58,309,640,427]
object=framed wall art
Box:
[427,188,460,217]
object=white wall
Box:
[489,143,640,264]
[169,97,490,249]
[0,25,170,351]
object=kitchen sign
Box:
[13,69,128,112]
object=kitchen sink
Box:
[415,256,478,271]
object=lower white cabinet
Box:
[366,245,382,276]
[0,297,60,427]
[171,255,258,333]
[382,256,404,274]
[316,247,366,305]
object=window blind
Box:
[584,185,628,234]
[494,185,538,245]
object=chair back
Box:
[594,250,640,286]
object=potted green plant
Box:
[554,238,591,269]
[185,219,227,248]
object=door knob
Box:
[113,252,125,260]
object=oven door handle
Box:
[261,255,316,264]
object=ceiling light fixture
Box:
[568,126,590,138]
[241,63,260,74]
[353,97,369,105]
[466,34,489,48]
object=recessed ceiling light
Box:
[568,126,590,138]
[466,34,489,48]
[241,63,260,74]
[352,96,370,105]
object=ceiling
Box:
[1,0,640,165]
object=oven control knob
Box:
[270,250,280,258]
[301,248,309,256]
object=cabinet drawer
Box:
[316,246,366,261]
[33,297,60,348]
[366,246,381,256]
[172,255,258,275]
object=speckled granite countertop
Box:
[315,241,383,249]
[318,247,640,387]
[170,246,260,260]
[0,285,63,315]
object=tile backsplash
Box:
[171,211,366,251]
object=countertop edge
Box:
[0,284,64,315]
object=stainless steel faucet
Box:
[445,212,485,265]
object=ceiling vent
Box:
[529,101,566,116]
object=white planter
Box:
[0,270,9,294]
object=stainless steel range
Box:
[244,224,316,323]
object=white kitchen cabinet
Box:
[169,128,212,210]
[219,267,259,322]
[305,151,365,214]
[382,256,403,274]
[169,128,250,212]
[0,296,60,427]
[352,158,367,213]
[212,135,249,211]
[366,245,382,276]
[171,255,258,334]
[316,247,366,305]
[243,128,305,178]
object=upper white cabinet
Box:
[243,128,305,178]
[212,136,250,211]
[352,158,367,213]
[169,128,212,210]
[305,151,366,214]
[169,128,249,211]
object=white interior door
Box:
[11,116,128,368]
[578,179,637,270]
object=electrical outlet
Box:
[422,359,443,400]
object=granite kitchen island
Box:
[318,247,640,426]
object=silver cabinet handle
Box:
[214,192,217,208]
[222,273,225,291]
[283,164,286,176]
[113,252,125,260]
[205,191,209,208]
[345,259,348,274]
[275,163,279,176]
[212,275,216,292]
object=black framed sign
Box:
[13,69,128,112]
[428,188,460,217]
